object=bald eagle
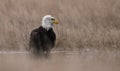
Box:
[29,15,58,55]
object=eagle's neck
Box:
[40,26,52,32]
[42,22,53,31]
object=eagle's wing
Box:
[29,29,41,49]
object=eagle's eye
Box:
[51,18,55,21]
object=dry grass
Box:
[0,0,120,50]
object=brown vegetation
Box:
[0,0,120,50]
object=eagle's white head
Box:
[42,15,58,30]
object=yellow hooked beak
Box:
[53,20,59,24]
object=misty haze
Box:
[0,0,120,71]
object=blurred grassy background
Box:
[0,0,120,50]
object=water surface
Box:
[0,49,120,71]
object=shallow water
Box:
[0,49,120,71]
